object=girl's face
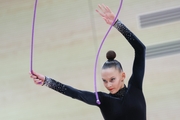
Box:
[101,67,125,94]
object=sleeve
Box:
[113,20,146,90]
[43,77,98,106]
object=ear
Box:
[121,72,126,82]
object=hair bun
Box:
[106,50,116,61]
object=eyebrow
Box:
[102,76,115,81]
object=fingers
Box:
[29,71,45,86]
[96,9,105,17]
[31,70,38,76]
[30,73,43,85]
[98,4,111,13]
[30,72,38,79]
[97,4,106,15]
[96,4,106,17]
[34,78,44,85]
[98,4,105,12]
[105,5,111,13]
[102,4,111,12]
[96,4,113,20]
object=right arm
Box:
[96,4,146,90]
[30,72,98,106]
[113,20,146,90]
[44,77,98,106]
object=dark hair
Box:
[102,50,123,72]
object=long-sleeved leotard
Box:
[44,20,146,120]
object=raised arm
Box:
[30,71,98,106]
[96,4,146,90]
[113,20,146,90]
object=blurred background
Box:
[0,0,180,120]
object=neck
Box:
[110,84,127,98]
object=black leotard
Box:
[44,20,146,120]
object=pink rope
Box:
[30,0,124,105]
[94,0,124,104]
[30,0,38,74]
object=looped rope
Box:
[94,0,124,105]
[30,0,123,105]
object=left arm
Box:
[113,20,146,90]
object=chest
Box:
[99,91,146,120]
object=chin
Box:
[110,90,117,94]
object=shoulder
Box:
[97,92,110,99]
[98,92,119,101]
[98,91,108,95]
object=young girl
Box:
[30,4,146,120]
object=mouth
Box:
[108,88,114,91]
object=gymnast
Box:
[30,4,146,120]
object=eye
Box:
[102,79,107,83]
[110,78,115,82]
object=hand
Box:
[30,71,45,86]
[96,4,116,25]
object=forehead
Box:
[101,67,120,78]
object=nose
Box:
[107,82,112,88]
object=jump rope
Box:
[30,0,38,74]
[30,0,123,105]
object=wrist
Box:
[43,76,51,86]
[113,19,122,28]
